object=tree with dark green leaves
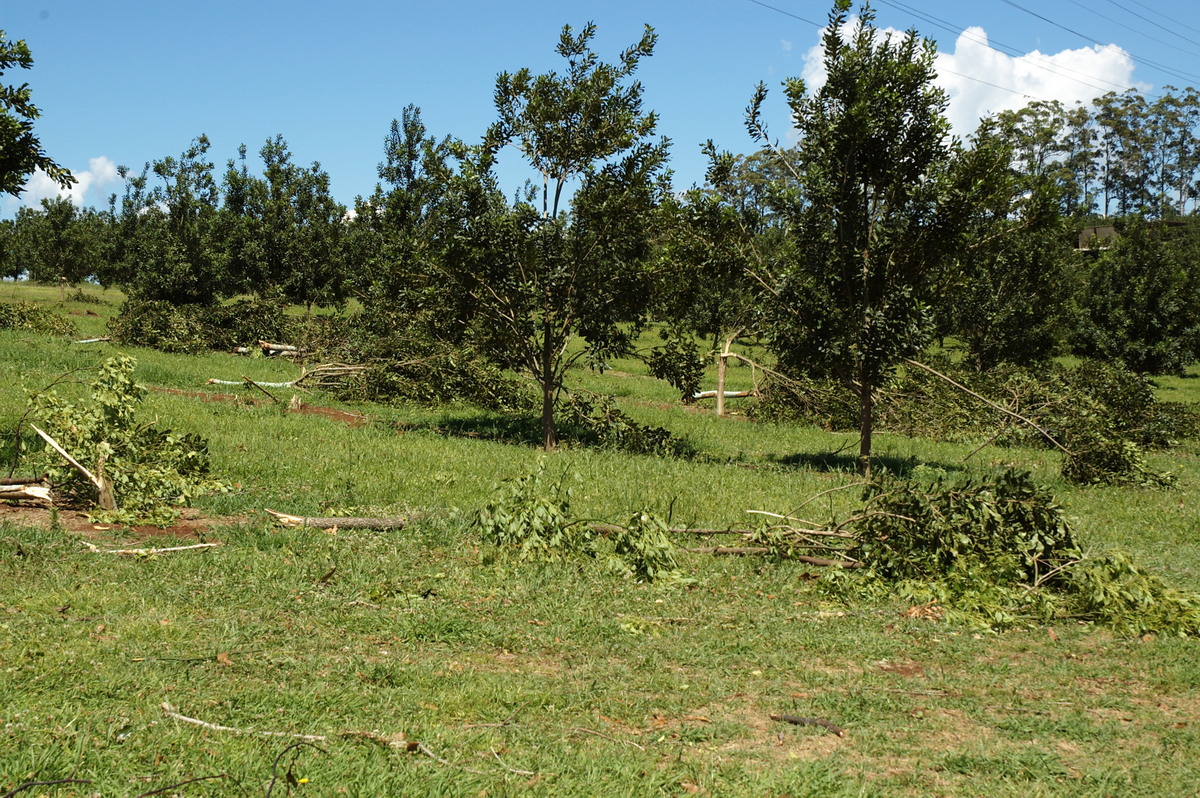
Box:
[450,23,670,450]
[223,135,347,311]
[947,119,1082,370]
[0,31,74,197]
[745,1,969,476]
[1072,217,1200,375]
[10,196,111,286]
[114,136,228,305]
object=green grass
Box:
[3,283,1200,795]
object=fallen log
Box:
[265,509,409,530]
[0,483,52,504]
[692,390,755,400]
[259,340,306,357]
[684,546,862,568]
[72,336,111,344]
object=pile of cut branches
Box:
[739,469,1200,635]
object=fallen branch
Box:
[903,358,1071,456]
[242,377,280,403]
[567,727,645,751]
[162,702,328,743]
[83,541,221,556]
[265,509,409,530]
[71,336,111,344]
[0,779,93,798]
[692,390,755,400]
[770,713,846,737]
[29,423,115,510]
[0,483,52,504]
[685,546,862,568]
[135,775,230,798]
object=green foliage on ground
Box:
[0,299,76,336]
[27,355,226,525]
[475,464,681,582]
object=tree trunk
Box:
[858,378,873,478]
[540,327,558,451]
[541,378,557,451]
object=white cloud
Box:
[797,20,1146,140]
[7,155,122,213]
[935,28,1143,137]
[781,39,792,53]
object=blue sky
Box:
[5,0,1200,214]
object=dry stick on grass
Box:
[83,541,221,556]
[0,779,94,798]
[161,702,330,743]
[134,775,232,798]
[264,742,326,798]
[162,702,423,752]
[769,714,846,737]
[567,727,646,751]
[29,423,116,510]
[265,508,410,530]
[242,376,280,403]
[685,546,862,568]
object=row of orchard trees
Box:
[4,1,1200,472]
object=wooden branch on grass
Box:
[29,423,116,510]
[265,509,409,530]
[83,541,221,556]
[206,363,370,391]
[770,713,846,737]
[686,546,862,568]
[0,474,51,505]
[692,390,755,400]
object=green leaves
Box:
[29,356,227,525]
[0,31,75,197]
[475,465,680,582]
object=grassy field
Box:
[2,283,1199,796]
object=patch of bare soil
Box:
[150,386,369,427]
[0,502,232,543]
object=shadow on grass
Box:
[412,409,698,458]
[773,451,964,477]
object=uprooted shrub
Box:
[474,464,681,582]
[27,355,227,525]
[809,470,1200,635]
[0,300,77,337]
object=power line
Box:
[1064,0,1200,62]
[743,0,823,28]
[1107,0,1200,39]
[997,0,1200,85]
[746,0,1118,105]
[874,0,1131,95]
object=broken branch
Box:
[265,509,409,530]
[29,423,115,510]
[770,714,846,737]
